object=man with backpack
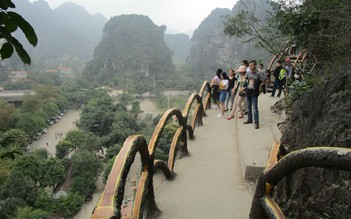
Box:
[271,60,286,98]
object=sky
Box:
[29,0,238,33]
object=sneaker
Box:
[226,116,234,120]
[255,123,259,129]
[243,120,253,124]
[217,113,223,118]
[238,115,244,119]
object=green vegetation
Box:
[82,15,175,95]
[0,0,38,64]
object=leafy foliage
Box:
[0,0,37,64]
[273,0,351,64]
[223,0,285,54]
[14,206,49,219]
[55,192,84,217]
[71,150,102,199]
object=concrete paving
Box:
[153,93,283,218]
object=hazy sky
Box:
[29,0,238,33]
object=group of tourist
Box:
[210,60,266,129]
[210,58,294,129]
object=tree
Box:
[0,100,18,130]
[0,197,26,219]
[0,0,38,64]
[38,158,64,189]
[70,150,101,199]
[83,132,100,152]
[33,190,53,212]
[72,150,101,178]
[272,0,351,64]
[56,192,84,217]
[65,130,85,150]
[55,141,72,159]
[4,171,36,204]
[71,172,96,199]
[0,129,27,160]
[78,94,117,136]
[16,112,44,137]
[105,143,122,161]
[42,102,59,118]
[21,95,43,113]
[14,207,49,219]
[223,0,285,54]
[130,101,143,118]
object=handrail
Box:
[91,81,212,219]
[250,145,351,219]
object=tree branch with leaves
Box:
[0,0,37,64]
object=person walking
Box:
[243,60,267,129]
[227,65,247,120]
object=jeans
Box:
[219,90,227,103]
[225,88,234,110]
[271,79,284,97]
[246,95,259,124]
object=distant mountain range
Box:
[8,0,107,69]
[5,0,270,77]
[187,1,271,79]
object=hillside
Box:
[271,67,351,218]
[187,0,271,80]
[83,14,175,93]
[8,0,107,69]
[164,33,191,65]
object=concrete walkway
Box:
[154,94,282,219]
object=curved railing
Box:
[91,81,212,219]
[249,142,351,219]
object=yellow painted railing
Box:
[250,143,351,219]
[91,81,212,219]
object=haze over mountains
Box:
[7,0,270,78]
[10,0,107,69]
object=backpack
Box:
[278,68,287,81]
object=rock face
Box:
[273,68,351,218]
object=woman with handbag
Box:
[217,72,229,118]
[227,65,247,120]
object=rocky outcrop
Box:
[273,68,351,218]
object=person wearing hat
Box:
[227,65,247,120]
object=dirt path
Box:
[29,109,81,156]
[138,97,163,118]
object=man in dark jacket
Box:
[270,60,286,98]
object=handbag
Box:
[239,90,245,97]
